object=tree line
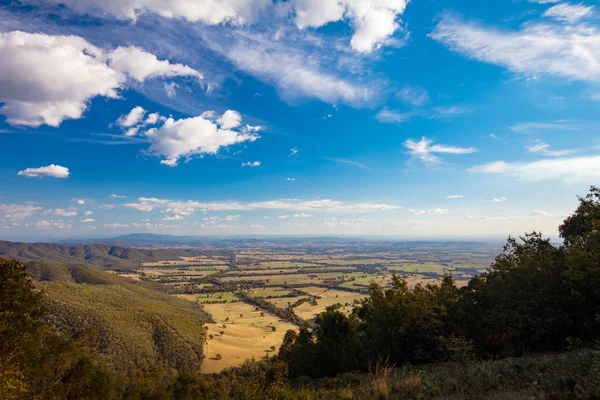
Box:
[279,187,600,378]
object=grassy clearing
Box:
[201,302,297,373]
[195,292,239,304]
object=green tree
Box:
[560,186,600,340]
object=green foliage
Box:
[280,186,600,379]
[0,258,117,399]
[31,262,209,375]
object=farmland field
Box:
[123,240,500,372]
[201,302,297,373]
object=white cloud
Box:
[278,215,290,219]
[510,121,579,134]
[124,197,400,214]
[44,208,77,217]
[289,148,299,157]
[446,195,463,199]
[286,177,296,181]
[491,197,507,203]
[543,3,595,23]
[76,199,86,205]
[30,0,272,25]
[0,204,42,221]
[110,193,127,199]
[144,112,162,125]
[293,213,314,218]
[409,208,450,216]
[24,220,72,229]
[164,82,179,98]
[290,0,410,53]
[104,223,130,229]
[430,14,600,83]
[526,140,576,157]
[433,106,472,118]
[325,157,370,170]
[528,210,565,218]
[144,110,262,166]
[404,137,477,165]
[161,215,184,221]
[0,31,202,127]
[375,109,413,124]
[18,164,70,178]
[250,224,266,229]
[397,85,430,106]
[109,45,203,82]
[468,155,600,182]
[81,218,96,223]
[117,106,146,128]
[241,161,261,167]
[225,39,373,105]
[84,211,93,216]
[217,110,242,129]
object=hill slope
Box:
[0,240,208,269]
[26,261,211,374]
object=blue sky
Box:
[0,0,599,240]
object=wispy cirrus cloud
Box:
[0,204,43,221]
[409,208,450,216]
[468,155,600,182]
[404,137,477,165]
[396,85,430,106]
[325,157,371,171]
[375,109,414,124]
[543,3,595,23]
[510,121,580,134]
[526,140,576,157]
[430,13,600,83]
[124,197,400,215]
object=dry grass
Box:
[371,360,393,400]
[293,287,364,319]
[201,302,297,373]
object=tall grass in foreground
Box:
[372,359,393,399]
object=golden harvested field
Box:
[265,296,303,308]
[142,259,226,267]
[386,262,448,273]
[201,302,297,373]
[224,268,302,275]
[245,287,294,298]
[294,287,365,319]
[220,272,349,285]
[107,271,141,281]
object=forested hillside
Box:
[0,240,207,269]
[20,261,210,380]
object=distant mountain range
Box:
[0,239,208,269]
